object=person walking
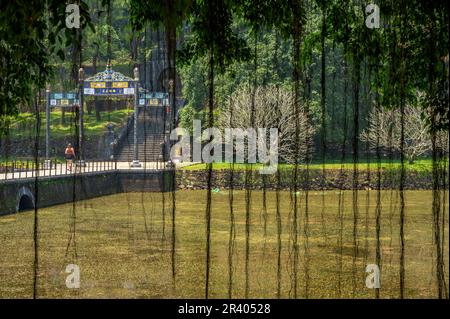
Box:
[65,143,76,171]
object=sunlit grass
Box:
[6,109,132,138]
[182,159,441,172]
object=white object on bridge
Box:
[130,160,142,168]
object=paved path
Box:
[0,161,192,182]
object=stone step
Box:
[115,106,169,161]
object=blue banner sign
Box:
[49,93,79,107]
[83,81,135,95]
[138,92,169,106]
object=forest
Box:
[1,0,448,162]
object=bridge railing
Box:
[0,159,117,182]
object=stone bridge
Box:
[0,166,175,216]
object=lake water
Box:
[0,190,448,298]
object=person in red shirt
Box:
[65,143,76,171]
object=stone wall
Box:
[175,168,444,190]
[0,167,444,216]
[0,172,120,215]
[0,170,173,215]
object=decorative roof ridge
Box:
[85,63,134,82]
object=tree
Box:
[218,84,315,164]
[361,104,449,164]
[0,0,92,133]
[130,0,192,127]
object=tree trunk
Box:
[65,42,79,126]
[165,19,177,126]
[320,2,327,163]
[61,109,66,125]
[291,0,303,300]
[164,0,178,290]
[93,43,101,120]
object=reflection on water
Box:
[0,190,448,298]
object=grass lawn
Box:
[0,190,447,298]
[181,159,442,172]
[0,159,64,169]
[6,109,132,139]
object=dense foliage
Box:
[1,0,448,151]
